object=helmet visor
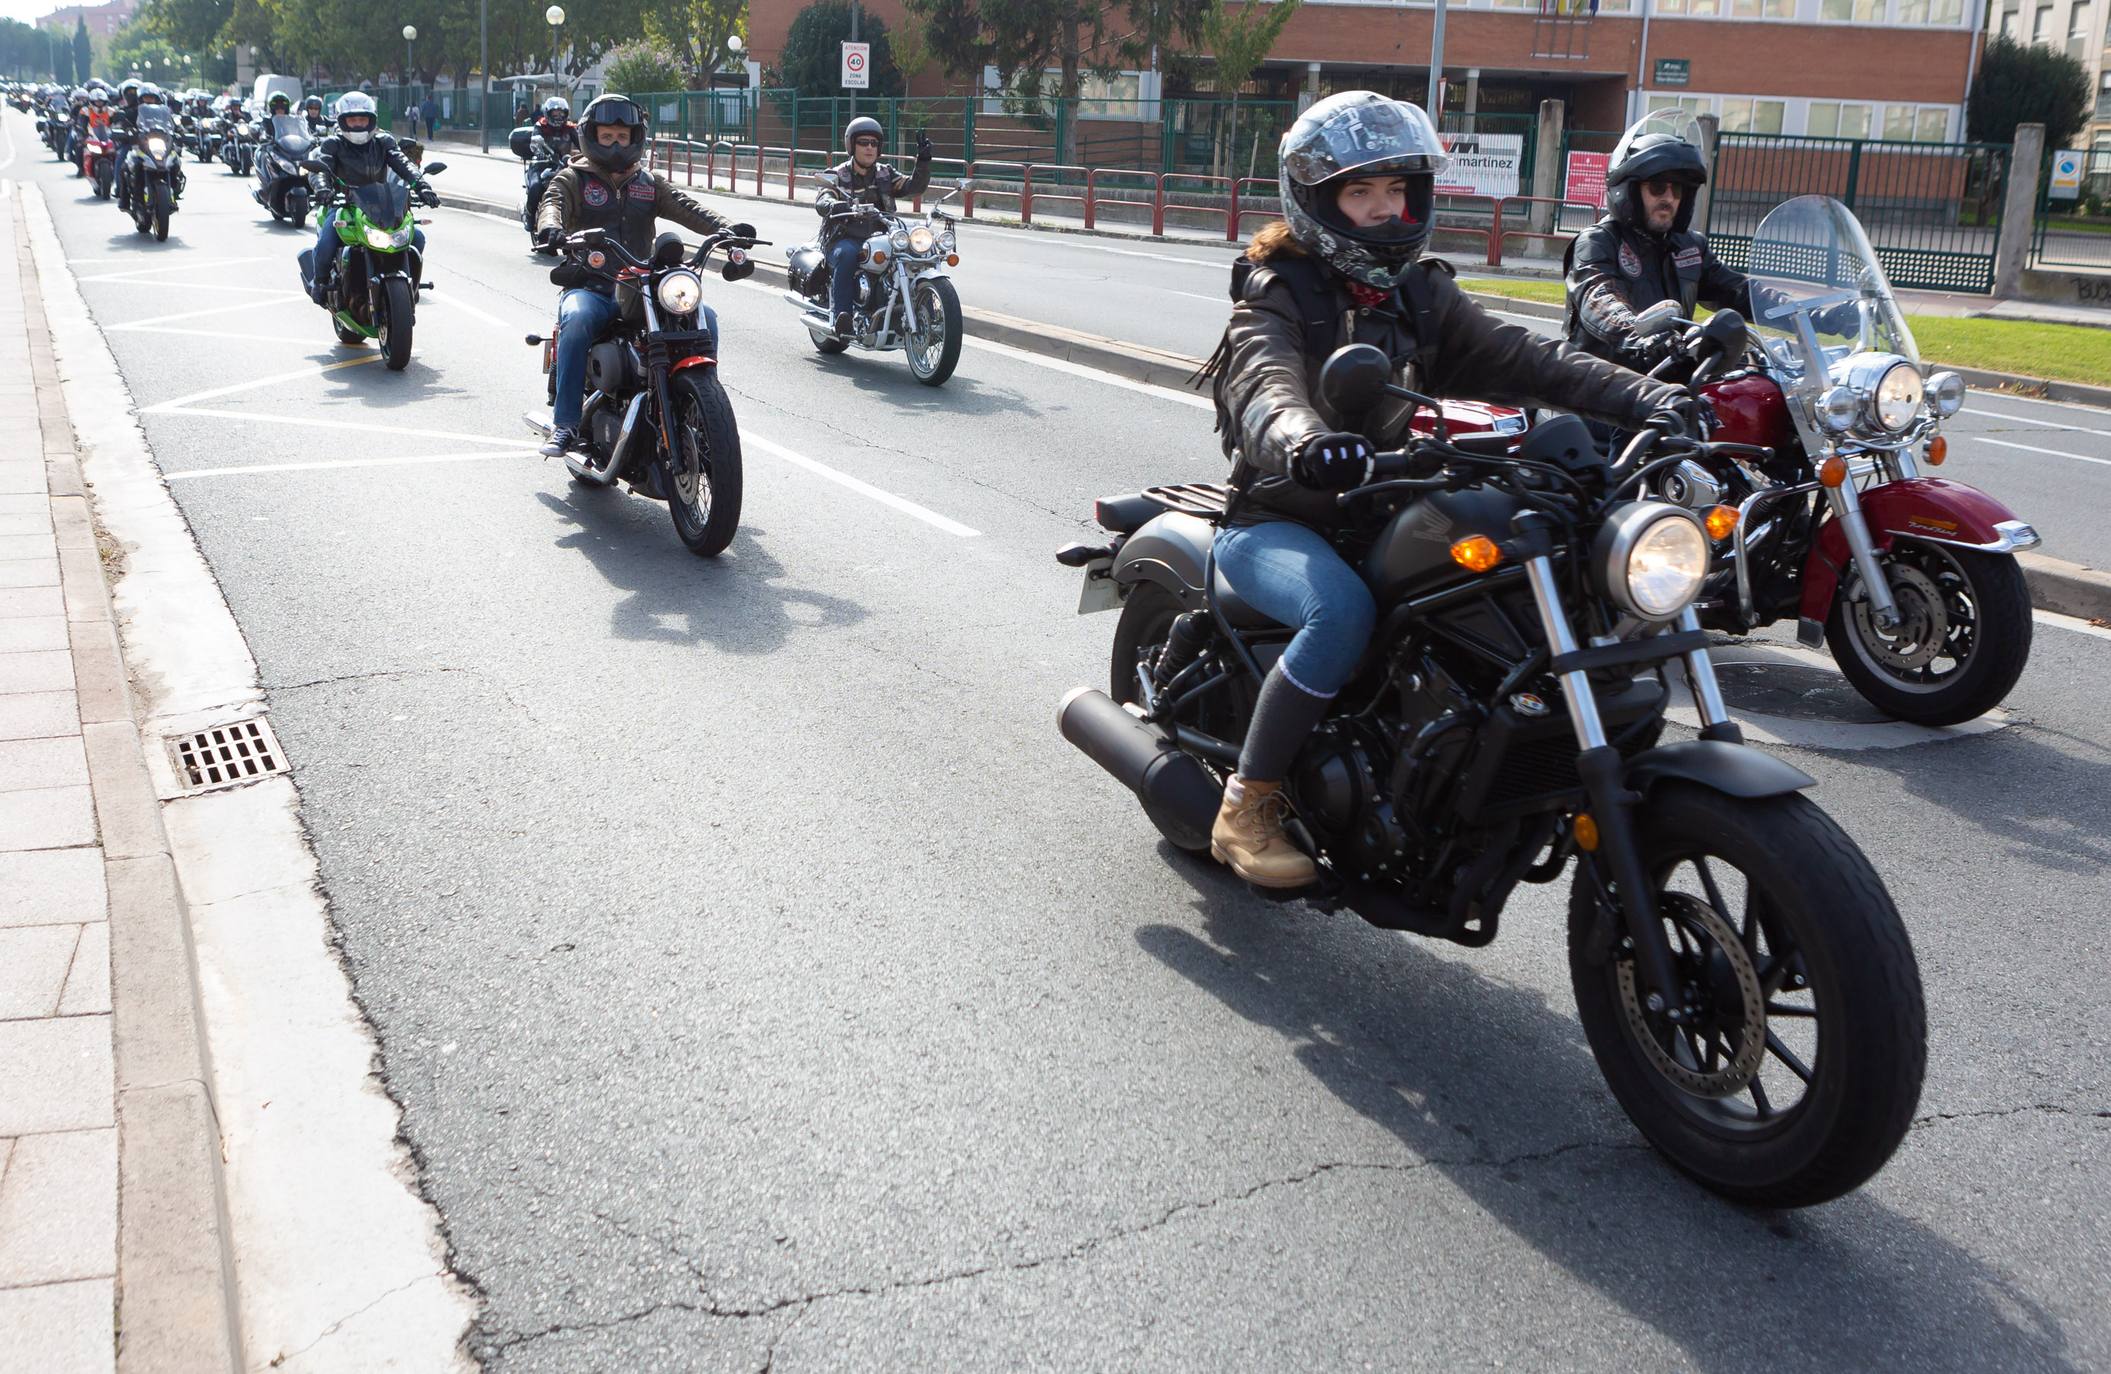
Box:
[1282,95,1450,188]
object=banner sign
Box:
[840,41,870,90]
[1566,150,1610,209]
[1437,133,1523,200]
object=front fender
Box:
[1624,739,1814,800]
[911,263,953,282]
[1797,477,2037,623]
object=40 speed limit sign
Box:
[840,41,870,89]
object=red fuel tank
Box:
[1703,373,1795,452]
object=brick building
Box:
[34,0,138,40]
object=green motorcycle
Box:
[301,159,446,371]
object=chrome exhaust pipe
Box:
[1057,687,1221,853]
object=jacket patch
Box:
[1673,245,1704,271]
[626,179,656,201]
[1618,242,1642,278]
[581,179,609,207]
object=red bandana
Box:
[1349,282,1393,310]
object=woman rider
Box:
[1205,91,1701,890]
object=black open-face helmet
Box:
[844,115,882,155]
[1607,111,1708,234]
[1277,91,1450,290]
[579,94,646,172]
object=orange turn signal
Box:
[1818,456,1848,488]
[1925,435,1947,466]
[1704,505,1739,541]
[1573,813,1600,852]
[1450,535,1503,573]
[946,253,959,266]
[870,250,888,265]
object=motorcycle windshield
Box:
[136,105,174,133]
[350,179,411,229]
[269,115,311,153]
[1744,194,1919,401]
[1609,108,1705,170]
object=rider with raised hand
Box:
[814,116,931,337]
[533,94,752,458]
[1565,121,1754,370]
[301,91,436,304]
[1201,91,1697,890]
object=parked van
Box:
[252,74,303,110]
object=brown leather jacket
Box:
[1214,247,1681,529]
[535,156,731,307]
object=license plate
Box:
[1077,558,1123,615]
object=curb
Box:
[17,189,247,1374]
[2018,551,2111,622]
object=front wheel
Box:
[904,277,962,386]
[93,162,111,200]
[1568,783,1926,1209]
[378,277,415,371]
[664,370,743,557]
[150,182,172,242]
[1825,540,2031,726]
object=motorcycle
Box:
[1055,345,1927,1208]
[220,113,257,176]
[123,106,183,242]
[523,227,760,557]
[254,113,316,228]
[79,112,115,201]
[188,104,221,162]
[509,124,565,246]
[784,182,965,386]
[300,158,446,371]
[1611,194,2036,727]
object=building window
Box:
[1727,0,1797,14]
[1647,95,1712,116]
[1808,100,1874,137]
[1655,0,1723,12]
[1721,96,1787,133]
[1897,0,1964,20]
[2034,3,2054,38]
[1819,0,1886,20]
[1879,104,1953,141]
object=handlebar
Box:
[555,226,770,270]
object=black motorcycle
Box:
[523,227,759,557]
[253,113,315,228]
[509,124,565,246]
[121,105,183,241]
[1056,343,1927,1209]
[220,112,257,175]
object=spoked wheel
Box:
[1568,783,1926,1208]
[378,278,415,371]
[904,277,962,386]
[1825,540,2031,726]
[664,370,743,557]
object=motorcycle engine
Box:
[585,342,634,395]
[1293,721,1412,884]
[588,405,624,457]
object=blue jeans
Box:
[827,237,864,317]
[310,210,425,298]
[1213,521,1377,698]
[551,288,720,430]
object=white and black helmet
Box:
[1277,91,1450,290]
[336,89,378,144]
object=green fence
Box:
[2031,149,2111,271]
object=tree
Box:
[73,16,92,84]
[1199,0,1299,174]
[51,28,74,84]
[1968,34,2090,150]
[906,0,1209,104]
[639,0,745,86]
[603,40,684,94]
[776,0,903,99]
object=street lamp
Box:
[402,24,416,92]
[545,5,565,91]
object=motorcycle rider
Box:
[1565,122,1753,370]
[302,94,329,135]
[118,85,186,208]
[300,90,436,305]
[64,87,89,167]
[1202,91,1697,889]
[533,95,577,160]
[813,116,931,337]
[532,94,751,458]
[265,90,293,123]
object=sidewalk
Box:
[0,187,241,1373]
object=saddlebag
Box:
[787,244,824,297]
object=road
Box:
[11,112,2111,1370]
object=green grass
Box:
[1461,277,2111,388]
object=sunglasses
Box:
[1641,178,1687,199]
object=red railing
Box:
[1085,168,1163,235]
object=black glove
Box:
[1292,432,1375,490]
[536,225,563,254]
[1624,328,1678,367]
[1642,394,1716,441]
[916,128,932,159]
[415,182,439,208]
[726,221,755,240]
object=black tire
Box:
[93,162,111,200]
[808,324,848,355]
[1110,580,1183,705]
[332,317,365,345]
[1567,784,1926,1209]
[150,182,171,242]
[1825,541,2031,727]
[378,277,414,371]
[905,277,963,386]
[664,370,743,557]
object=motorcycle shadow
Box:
[316,357,468,407]
[803,352,1043,420]
[1133,862,2078,1372]
[535,493,866,656]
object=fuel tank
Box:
[1362,486,1524,606]
[1703,373,1794,452]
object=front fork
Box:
[1825,475,1901,630]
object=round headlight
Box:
[907,225,937,255]
[1598,505,1709,621]
[655,269,703,316]
[890,227,911,252]
[1873,362,1924,432]
[1819,385,1858,433]
[1926,369,1966,418]
[143,135,167,156]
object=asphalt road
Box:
[12,111,2111,1371]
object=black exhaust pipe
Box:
[1057,687,1222,852]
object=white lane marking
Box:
[144,356,382,413]
[1974,436,2111,468]
[113,293,307,329]
[1964,404,2111,439]
[2034,608,2111,641]
[1056,241,1240,269]
[73,256,274,283]
[428,288,518,329]
[1961,389,2111,420]
[1153,287,1226,303]
[167,449,539,481]
[745,432,980,537]
[151,406,538,446]
[962,335,1214,411]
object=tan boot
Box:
[1210,776,1317,890]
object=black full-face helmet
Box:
[119,78,141,108]
[540,95,570,124]
[268,91,291,115]
[1277,91,1450,290]
[579,93,647,172]
[1606,111,1709,234]
[844,115,882,155]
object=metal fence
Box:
[2031,149,2111,270]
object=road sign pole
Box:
[849,0,860,119]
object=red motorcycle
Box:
[79,111,115,201]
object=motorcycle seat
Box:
[1211,568,1278,630]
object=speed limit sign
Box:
[841,41,870,89]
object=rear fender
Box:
[1797,477,2036,623]
[1624,739,1814,801]
[1110,511,1214,612]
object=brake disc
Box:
[1852,561,1946,672]
[1617,893,1767,1099]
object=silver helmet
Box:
[1277,91,1450,289]
[335,89,378,144]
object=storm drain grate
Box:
[169,718,287,794]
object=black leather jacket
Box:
[1566,218,1753,366]
[815,153,931,234]
[308,130,422,196]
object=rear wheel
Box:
[904,277,963,386]
[664,370,743,557]
[1825,540,2031,726]
[93,161,111,200]
[378,277,415,371]
[808,323,848,355]
[1567,784,1926,1208]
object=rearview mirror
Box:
[423,161,447,174]
[1631,300,1683,337]
[298,156,326,174]
[1318,343,1393,421]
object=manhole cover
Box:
[168,718,287,794]
[1713,661,1896,724]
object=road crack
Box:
[1912,1102,2109,1127]
[265,1270,445,1369]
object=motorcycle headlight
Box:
[1596,503,1710,622]
[655,269,703,316]
[906,225,938,256]
[1925,369,1966,419]
[143,135,168,157]
[890,226,911,252]
[363,224,397,249]
[1818,385,1858,433]
[1873,362,1924,432]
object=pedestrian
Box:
[421,94,438,140]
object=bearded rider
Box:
[532,94,753,458]
[813,116,931,338]
[1200,92,1698,890]
[300,91,436,304]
